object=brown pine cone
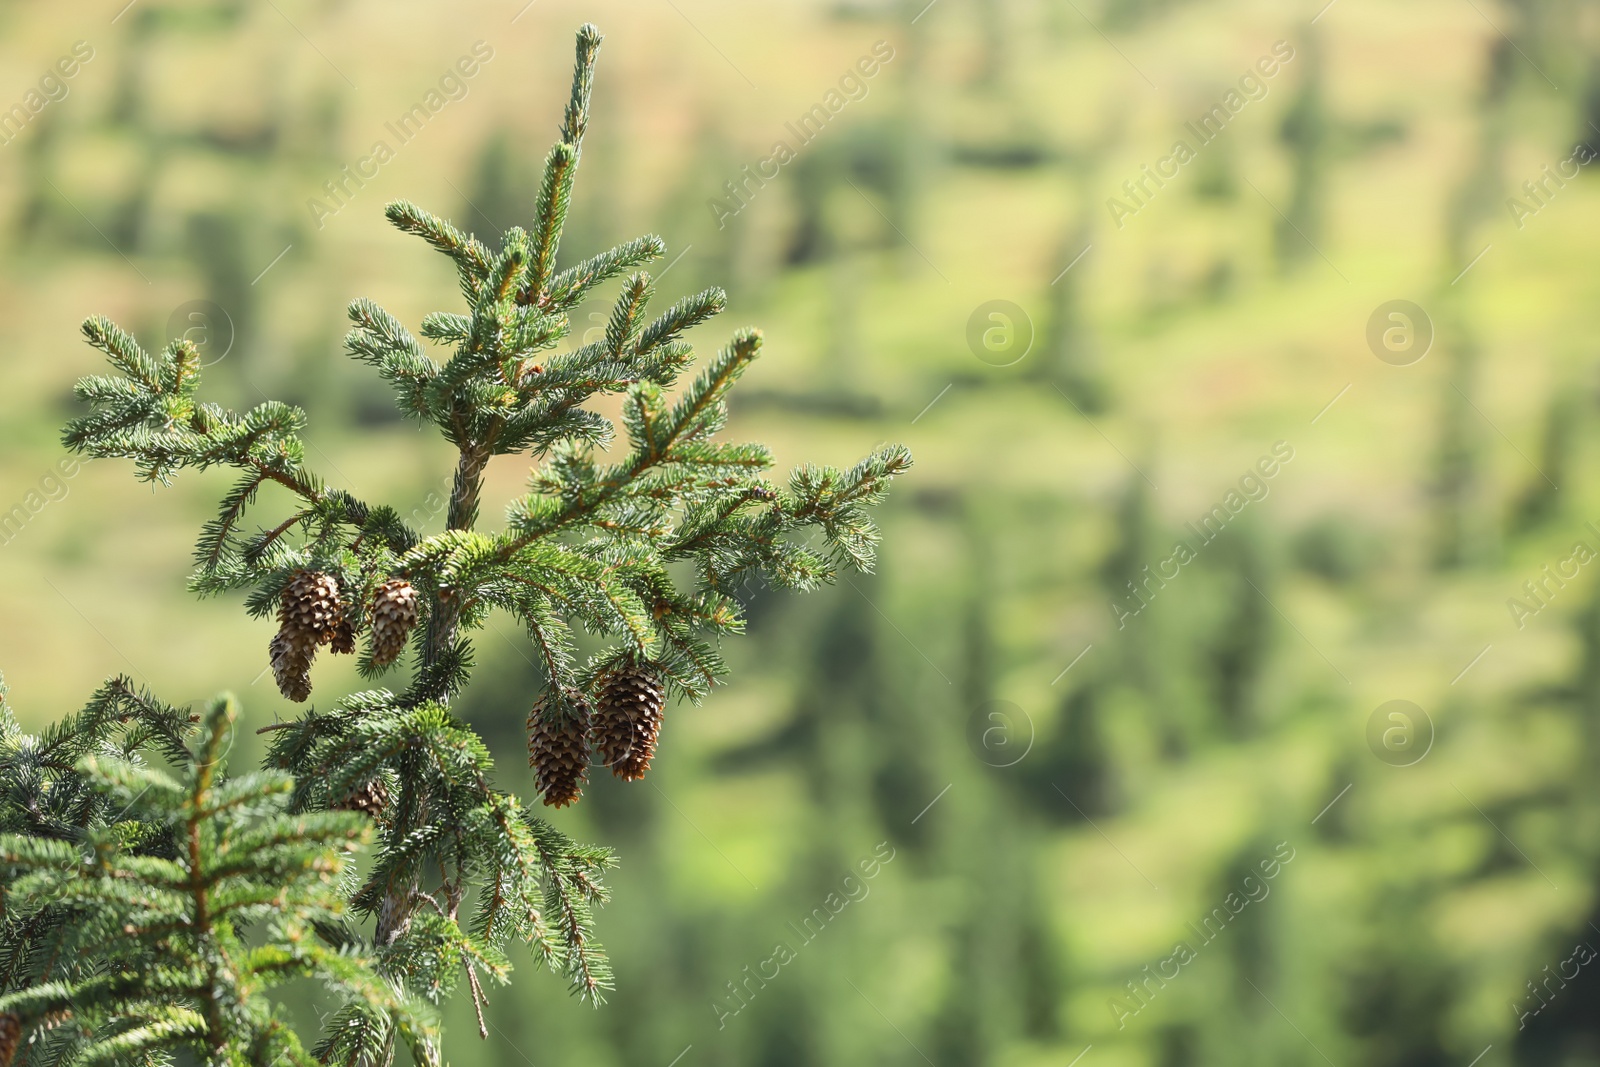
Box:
[336,776,391,820]
[269,630,313,703]
[369,579,420,668]
[329,604,359,655]
[279,570,344,649]
[592,664,666,781]
[528,693,592,808]
[0,1011,22,1067]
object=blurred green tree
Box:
[1509,388,1577,534]
[1429,307,1491,569]
[1034,209,1108,413]
[1274,28,1329,273]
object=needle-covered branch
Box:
[260,690,615,1002]
[35,18,909,1063]
[0,698,435,1067]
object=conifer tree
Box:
[7,23,909,1063]
[1274,26,1328,273]
[1338,881,1456,1067]
[1566,578,1600,771]
[1205,524,1273,736]
[1032,208,1107,413]
[1025,677,1119,822]
[1428,307,1488,569]
[1445,36,1510,271]
[883,0,931,257]
[710,584,882,813]
[1100,467,1158,672]
[1508,388,1575,534]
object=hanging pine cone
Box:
[279,570,343,649]
[269,631,312,703]
[330,604,359,655]
[528,693,591,808]
[0,1011,22,1067]
[369,578,419,668]
[592,664,666,781]
[336,776,391,820]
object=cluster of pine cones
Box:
[528,663,666,807]
[270,571,418,702]
[271,570,669,811]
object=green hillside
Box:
[3,0,1600,1064]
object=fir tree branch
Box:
[0,697,433,1063]
[526,143,577,304]
[562,24,603,153]
[385,201,493,300]
[40,20,911,1062]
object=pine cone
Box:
[369,579,419,668]
[279,570,343,649]
[336,776,391,820]
[0,1011,22,1067]
[330,605,359,655]
[269,631,312,703]
[528,693,591,808]
[592,664,666,781]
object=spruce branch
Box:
[42,18,910,1061]
[544,237,665,313]
[528,143,577,303]
[383,200,493,302]
[0,696,435,1066]
[561,23,603,153]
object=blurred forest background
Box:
[4,0,1600,1064]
